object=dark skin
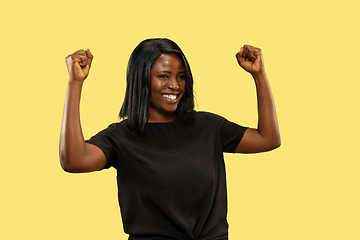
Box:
[148,54,185,123]
[235,45,281,153]
[59,45,280,173]
[60,49,107,172]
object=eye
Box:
[158,75,168,79]
[177,75,185,80]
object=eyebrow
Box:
[157,71,185,74]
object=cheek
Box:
[180,81,186,91]
[151,80,164,92]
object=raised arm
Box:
[59,49,107,173]
[235,45,281,153]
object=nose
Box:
[167,77,180,91]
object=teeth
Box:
[163,94,177,100]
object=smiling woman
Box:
[59,38,280,240]
[119,39,195,133]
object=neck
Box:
[148,112,177,123]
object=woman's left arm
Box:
[235,45,281,153]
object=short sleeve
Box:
[220,117,248,153]
[85,123,118,169]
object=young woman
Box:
[60,38,280,240]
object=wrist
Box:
[68,78,84,89]
[251,70,267,81]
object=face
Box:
[148,53,185,122]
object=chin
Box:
[165,106,179,113]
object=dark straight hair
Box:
[119,38,195,133]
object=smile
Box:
[162,94,179,103]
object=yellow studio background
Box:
[1,0,359,239]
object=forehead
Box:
[152,54,183,71]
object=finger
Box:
[236,48,244,63]
[74,49,86,55]
[71,54,88,68]
[242,45,251,60]
[242,45,247,59]
[65,53,87,62]
[253,49,263,66]
[252,48,262,56]
[243,45,256,61]
[236,48,250,68]
[85,49,93,68]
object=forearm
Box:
[59,80,87,171]
[253,71,281,148]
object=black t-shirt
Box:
[86,111,248,240]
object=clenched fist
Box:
[65,49,93,82]
[236,45,265,76]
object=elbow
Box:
[261,133,281,152]
[273,139,281,150]
[60,156,74,173]
[270,135,281,151]
[59,146,72,173]
[60,160,81,173]
[59,152,79,173]
[60,163,73,173]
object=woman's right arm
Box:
[59,49,107,173]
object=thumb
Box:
[65,55,80,72]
